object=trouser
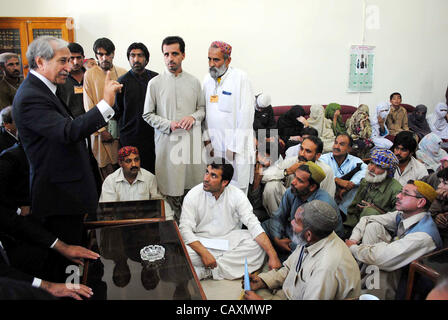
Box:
[358,221,401,300]
[186,230,266,280]
[262,180,286,217]
[164,190,189,223]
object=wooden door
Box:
[0,20,29,76]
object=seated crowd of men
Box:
[0,34,447,300]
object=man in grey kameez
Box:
[143,36,205,221]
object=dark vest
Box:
[395,213,443,250]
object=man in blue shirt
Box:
[262,161,344,261]
[319,133,367,215]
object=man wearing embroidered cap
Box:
[345,148,403,231]
[203,40,255,195]
[99,146,164,203]
[244,200,360,300]
[346,179,442,300]
[261,161,344,261]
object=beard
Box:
[209,63,227,80]
[396,155,410,164]
[6,70,21,78]
[364,169,388,183]
[132,63,145,73]
[100,60,112,71]
[291,184,310,197]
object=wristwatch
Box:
[283,169,288,177]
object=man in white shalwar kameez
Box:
[179,159,281,280]
[203,41,255,195]
[143,36,205,221]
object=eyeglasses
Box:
[399,191,423,199]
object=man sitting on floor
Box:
[262,161,344,261]
[346,180,442,300]
[261,135,336,217]
[344,148,402,234]
[392,130,428,186]
[179,158,281,280]
[244,200,360,300]
[319,133,367,215]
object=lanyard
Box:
[295,245,306,273]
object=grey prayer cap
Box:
[301,200,338,234]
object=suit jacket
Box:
[0,204,56,284]
[0,142,30,210]
[0,277,54,299]
[0,126,17,153]
[12,72,107,217]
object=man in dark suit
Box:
[0,204,99,299]
[0,106,18,153]
[0,142,30,214]
[12,36,122,282]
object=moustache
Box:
[298,156,307,162]
[131,167,139,171]
[333,148,341,153]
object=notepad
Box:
[197,237,229,251]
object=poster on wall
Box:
[348,45,375,92]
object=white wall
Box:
[2,0,447,115]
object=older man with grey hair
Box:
[12,36,123,283]
[244,200,361,300]
[0,52,22,110]
[0,106,18,153]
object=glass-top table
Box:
[84,199,165,228]
[82,220,206,300]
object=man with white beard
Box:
[344,148,402,237]
[203,41,255,195]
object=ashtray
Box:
[140,245,165,262]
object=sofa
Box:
[272,104,358,123]
[272,104,415,123]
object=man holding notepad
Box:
[179,158,281,280]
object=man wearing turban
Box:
[344,148,403,232]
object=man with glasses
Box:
[346,180,442,300]
[319,133,367,216]
[344,148,403,235]
[84,37,127,180]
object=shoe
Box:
[194,266,212,280]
